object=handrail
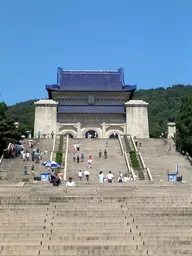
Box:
[50,135,56,161]
[119,135,135,180]
[0,143,11,167]
[63,135,69,181]
[0,154,4,166]
[146,167,153,181]
[124,151,131,173]
[118,135,124,155]
[130,135,138,152]
[138,151,146,169]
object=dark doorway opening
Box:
[109,133,118,139]
[66,133,74,138]
[85,130,98,138]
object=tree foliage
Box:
[0,102,22,156]
[176,94,192,155]
[6,100,37,135]
[134,84,192,137]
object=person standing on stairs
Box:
[78,170,82,181]
[84,170,90,181]
[77,154,80,163]
[99,171,104,183]
[77,142,80,151]
[66,177,76,187]
[81,153,84,162]
[107,171,114,183]
[118,171,124,183]
[104,149,107,159]
[73,153,76,163]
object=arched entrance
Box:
[109,133,118,139]
[65,133,74,138]
[85,130,98,138]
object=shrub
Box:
[56,136,64,165]
[56,151,62,165]
[130,151,140,169]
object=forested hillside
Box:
[134,84,192,137]
[7,100,37,134]
[6,84,192,137]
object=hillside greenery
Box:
[0,102,22,156]
[176,94,192,155]
[7,99,37,135]
[133,84,192,137]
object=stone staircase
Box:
[66,138,128,181]
[0,181,191,255]
[0,139,53,182]
[139,138,192,182]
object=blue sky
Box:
[0,0,191,105]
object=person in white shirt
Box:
[66,177,75,187]
[26,152,30,161]
[118,171,124,183]
[22,152,26,161]
[107,171,114,183]
[78,170,82,181]
[123,174,129,182]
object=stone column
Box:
[102,122,106,138]
[167,122,176,139]
[125,100,149,138]
[77,122,81,138]
[34,99,58,138]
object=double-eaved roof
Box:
[46,67,136,93]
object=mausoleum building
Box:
[34,67,149,138]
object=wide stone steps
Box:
[0,246,192,255]
[139,138,192,182]
[0,183,191,255]
[66,139,127,181]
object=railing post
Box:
[118,135,124,155]
[50,134,56,161]
[63,135,69,181]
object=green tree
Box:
[0,102,21,156]
[177,94,192,155]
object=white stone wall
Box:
[125,100,149,138]
[34,99,58,138]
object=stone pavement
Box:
[67,138,128,181]
[139,138,192,182]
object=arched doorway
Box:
[65,133,74,138]
[85,130,98,138]
[109,133,118,139]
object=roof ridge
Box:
[62,70,119,73]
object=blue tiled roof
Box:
[58,105,125,114]
[46,67,135,92]
[60,69,123,91]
